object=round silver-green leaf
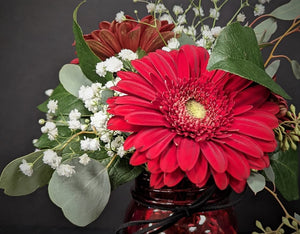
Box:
[48,158,111,226]
[247,172,266,195]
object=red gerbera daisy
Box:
[84,15,175,60]
[107,45,280,193]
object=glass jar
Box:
[123,172,237,234]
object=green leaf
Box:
[270,0,300,20]
[247,172,266,195]
[207,22,290,99]
[291,60,300,79]
[254,18,277,43]
[0,151,53,196]
[265,60,281,78]
[106,156,143,190]
[59,64,92,97]
[295,213,300,222]
[73,1,103,83]
[101,89,114,105]
[48,158,111,226]
[264,165,275,184]
[271,148,299,201]
[37,84,90,115]
[178,33,196,46]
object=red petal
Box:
[239,110,278,129]
[223,133,263,158]
[177,138,200,171]
[125,111,170,127]
[211,169,229,190]
[186,153,209,185]
[150,173,164,188]
[222,145,250,180]
[115,95,156,109]
[177,46,190,80]
[229,176,247,193]
[200,141,227,173]
[160,144,178,173]
[130,151,147,166]
[235,85,270,108]
[107,116,141,132]
[164,169,185,187]
[232,116,276,141]
[146,133,175,159]
[147,158,161,173]
[256,139,277,153]
[232,105,253,116]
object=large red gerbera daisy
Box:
[107,45,280,193]
[84,15,175,60]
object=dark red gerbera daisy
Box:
[107,45,280,193]
[84,15,175,60]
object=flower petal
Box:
[125,111,170,127]
[177,138,200,171]
[160,144,178,173]
[186,153,209,185]
[164,169,185,187]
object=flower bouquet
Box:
[0,0,300,233]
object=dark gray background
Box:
[0,0,299,233]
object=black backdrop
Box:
[0,0,299,233]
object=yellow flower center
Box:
[185,100,206,119]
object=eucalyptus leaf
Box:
[207,22,290,99]
[295,213,300,222]
[265,60,281,78]
[101,89,114,105]
[291,60,300,79]
[264,165,275,184]
[0,151,53,196]
[178,33,196,46]
[48,158,110,226]
[271,148,299,201]
[59,64,92,97]
[254,18,277,43]
[247,172,266,195]
[37,84,91,115]
[270,0,300,20]
[73,1,103,83]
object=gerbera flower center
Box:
[185,100,206,119]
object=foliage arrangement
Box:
[0,0,299,232]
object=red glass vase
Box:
[123,173,237,234]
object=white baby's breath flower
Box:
[117,145,126,158]
[47,128,58,141]
[45,89,53,97]
[209,8,220,20]
[90,111,107,132]
[237,12,246,22]
[258,0,270,4]
[254,4,265,16]
[41,121,58,141]
[115,11,125,23]
[193,7,204,17]
[177,14,186,25]
[104,57,123,73]
[80,137,100,151]
[19,159,33,176]
[146,3,156,13]
[69,109,81,121]
[79,153,91,166]
[118,49,138,61]
[211,26,223,37]
[43,149,62,169]
[100,131,111,143]
[68,119,81,130]
[78,85,94,101]
[155,3,167,13]
[96,62,107,77]
[167,38,180,50]
[56,164,75,177]
[184,26,197,37]
[159,14,173,24]
[47,100,58,114]
[173,25,184,34]
[89,138,100,151]
[173,5,183,15]
[105,80,115,89]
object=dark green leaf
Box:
[59,64,92,97]
[48,158,110,226]
[291,60,300,79]
[265,60,280,78]
[270,0,300,20]
[178,33,196,46]
[73,1,103,83]
[271,148,299,201]
[247,172,266,195]
[37,84,91,115]
[0,151,53,196]
[136,48,146,59]
[208,22,290,99]
[254,18,277,43]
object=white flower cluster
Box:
[162,38,180,52]
[196,25,223,51]
[78,83,105,113]
[68,109,82,130]
[146,3,167,14]
[115,11,125,23]
[19,159,33,176]
[41,121,58,141]
[47,99,58,114]
[80,137,100,151]
[96,56,123,77]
